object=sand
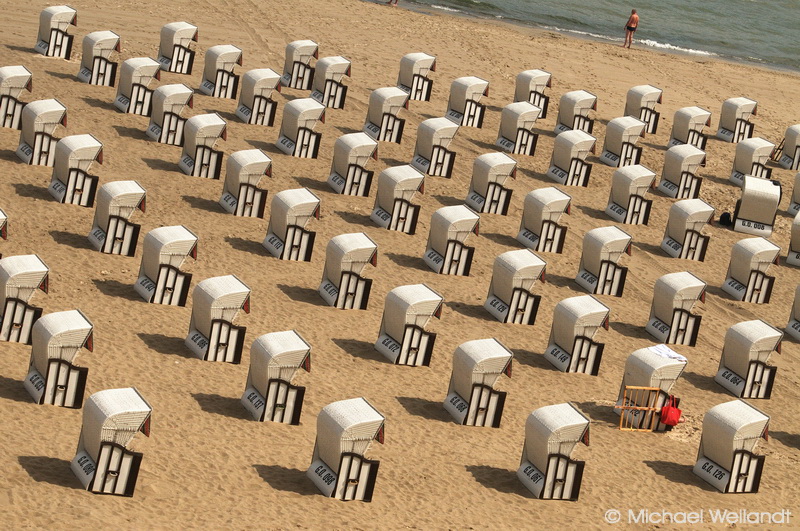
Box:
[1,0,800,529]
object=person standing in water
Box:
[623,9,639,48]
[386,0,398,5]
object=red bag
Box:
[660,396,682,426]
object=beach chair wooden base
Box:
[371,199,420,235]
[398,74,433,102]
[135,265,192,306]
[88,217,141,256]
[544,337,604,375]
[307,453,380,502]
[77,57,118,87]
[311,79,348,109]
[0,299,43,344]
[263,226,316,261]
[17,133,57,166]
[517,221,567,254]
[199,70,239,99]
[220,183,267,218]
[722,271,774,303]
[49,169,98,207]
[24,357,88,408]
[242,379,305,424]
[319,272,372,310]
[114,84,153,116]
[694,451,764,493]
[0,95,24,129]
[364,113,405,143]
[485,289,541,325]
[606,195,651,225]
[546,158,591,187]
[444,384,507,428]
[375,325,436,366]
[714,361,776,399]
[646,310,701,346]
[423,240,474,276]
[575,261,627,297]
[36,29,73,59]
[159,45,195,74]
[328,165,373,196]
[147,112,186,145]
[179,146,223,179]
[281,62,315,90]
[235,96,277,126]
[517,454,585,500]
[72,442,143,497]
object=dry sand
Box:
[1,0,800,529]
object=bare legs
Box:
[623,29,634,48]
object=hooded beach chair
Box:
[235,68,280,126]
[87,181,146,256]
[445,76,489,128]
[789,173,800,216]
[615,344,687,431]
[307,398,385,502]
[397,52,436,102]
[517,403,589,500]
[145,84,193,145]
[721,237,779,303]
[516,187,571,253]
[241,330,311,424]
[717,97,757,143]
[668,106,712,150]
[311,56,350,109]
[185,275,250,363]
[76,31,120,86]
[70,387,152,497]
[178,113,227,178]
[219,149,271,217]
[410,117,458,178]
[327,133,378,196]
[134,225,197,306]
[0,254,49,344]
[443,339,513,427]
[784,286,800,341]
[546,129,595,187]
[319,233,377,309]
[113,57,160,115]
[788,213,800,266]
[374,283,443,366]
[514,69,551,118]
[48,134,102,207]
[605,165,655,225]
[624,85,662,134]
[496,101,540,156]
[544,295,609,375]
[262,188,320,261]
[363,87,408,143]
[35,5,76,59]
[281,40,318,90]
[276,98,325,158]
[660,199,714,260]
[423,205,480,276]
[715,320,781,399]
[464,152,517,215]
[729,137,774,185]
[157,22,197,74]
[693,400,769,493]
[23,309,93,408]
[645,272,706,345]
[732,176,781,237]
[575,226,632,297]
[778,124,800,170]
[0,65,32,129]
[15,99,66,166]
[484,249,545,325]
[658,144,706,199]
[198,44,242,99]
[599,116,646,167]
[370,165,425,234]
[554,90,596,134]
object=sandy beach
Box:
[1,0,800,529]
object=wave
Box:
[430,4,462,12]
[638,39,718,57]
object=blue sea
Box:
[399,0,799,72]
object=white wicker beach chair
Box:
[276,98,326,158]
[575,226,632,296]
[157,22,198,74]
[134,225,197,306]
[484,249,545,325]
[515,69,551,118]
[605,165,655,225]
[599,116,646,167]
[624,84,662,134]
[370,165,425,234]
[219,149,271,217]
[784,286,800,341]
[496,101,540,156]
[48,134,103,207]
[262,188,320,261]
[544,295,609,375]
[178,113,227,178]
[198,44,242,99]
[658,144,706,198]
[554,90,596,134]
[35,5,77,59]
[645,272,706,345]
[660,199,713,260]
[732,176,781,237]
[668,106,711,150]
[464,152,517,215]
[516,187,571,253]
[721,237,780,303]
[87,181,146,256]
[410,117,458,178]
[235,68,281,125]
[363,87,408,143]
[423,205,480,275]
[445,76,489,128]
[113,57,160,115]
[397,52,436,102]
[77,31,120,86]
[0,65,32,129]
[717,97,757,143]
[311,56,350,109]
[778,124,800,170]
[327,133,378,196]
[319,233,377,309]
[0,254,49,344]
[374,284,443,366]
[715,320,781,399]
[730,137,774,186]
[281,40,318,90]
[146,84,193,145]
[546,129,595,186]
[185,275,250,363]
[16,99,67,166]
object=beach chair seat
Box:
[307,398,385,502]
[514,69,551,118]
[496,102,540,156]
[721,237,779,303]
[113,58,160,116]
[0,65,32,129]
[157,22,197,74]
[717,97,757,143]
[16,99,66,166]
[730,137,774,186]
[575,226,632,297]
[646,272,706,345]
[544,295,609,375]
[77,31,120,86]
[24,310,93,408]
[235,68,280,125]
[784,286,800,341]
[87,181,146,256]
[410,117,458,178]
[219,149,271,217]
[281,40,318,90]
[423,205,480,276]
[396,52,436,102]
[198,45,242,99]
[311,56,350,109]
[71,388,152,496]
[668,106,711,150]
[517,187,571,253]
[605,165,655,225]
[185,275,250,363]
[624,84,662,134]
[262,188,320,261]
[554,90,596,134]
[241,330,310,424]
[660,199,714,261]
[276,98,325,158]
[443,339,513,427]
[445,76,489,128]
[370,165,425,234]
[484,249,545,325]
[319,233,377,309]
[658,144,706,199]
[517,403,589,500]
[134,226,197,306]
[328,133,378,196]
[732,176,781,237]
[715,320,781,399]
[48,134,103,207]
[374,284,443,366]
[363,87,408,143]
[178,113,227,178]
[0,254,49,344]
[546,130,595,187]
[465,152,517,215]
[600,116,646,167]
[35,5,76,59]
[778,124,800,170]
[146,84,193,145]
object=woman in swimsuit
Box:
[623,9,639,48]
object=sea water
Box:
[401,0,799,72]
